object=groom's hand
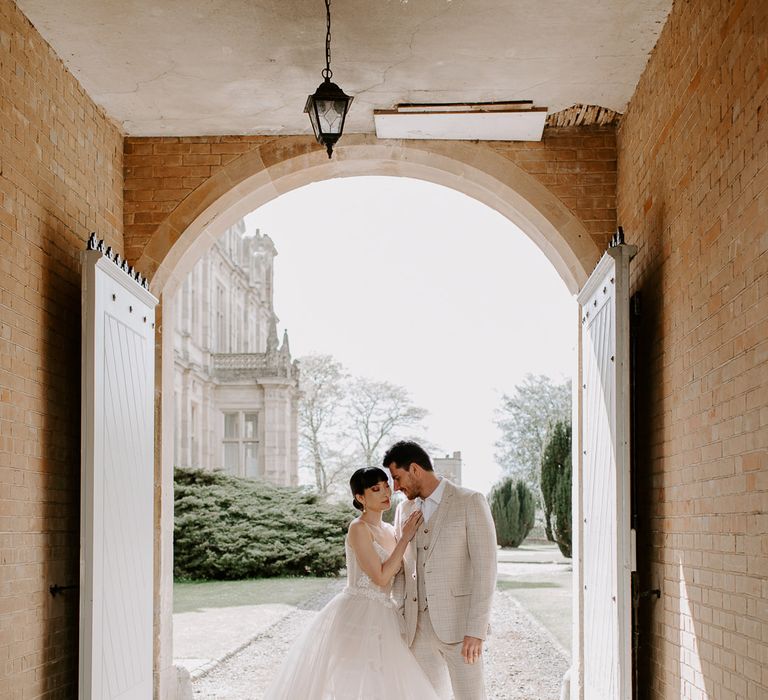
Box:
[461,636,483,664]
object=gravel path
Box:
[484,593,569,699]
[193,582,569,700]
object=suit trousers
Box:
[411,609,487,700]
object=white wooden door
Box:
[576,241,636,700]
[80,241,158,699]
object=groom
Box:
[386,441,497,700]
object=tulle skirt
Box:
[263,588,440,699]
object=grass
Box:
[173,577,340,614]
[497,580,561,591]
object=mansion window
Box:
[223,412,260,478]
[190,402,199,467]
[215,283,226,352]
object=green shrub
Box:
[541,421,570,541]
[515,479,536,540]
[489,478,519,546]
[174,467,354,580]
[540,420,572,557]
[540,450,555,542]
[553,459,572,558]
[489,477,535,547]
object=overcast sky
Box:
[245,176,575,494]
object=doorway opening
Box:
[172,176,576,695]
[142,138,600,698]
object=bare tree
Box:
[299,357,432,497]
[346,378,428,468]
[298,354,348,495]
[494,373,571,493]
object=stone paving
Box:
[191,582,569,699]
[175,603,297,678]
[180,543,573,699]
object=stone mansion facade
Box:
[173,219,299,485]
[433,451,463,485]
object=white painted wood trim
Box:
[79,252,100,699]
[80,249,158,700]
[571,298,585,700]
[611,244,636,700]
[373,108,547,141]
[574,243,636,700]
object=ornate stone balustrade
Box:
[211,352,298,380]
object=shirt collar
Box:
[424,477,447,505]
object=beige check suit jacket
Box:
[393,480,498,646]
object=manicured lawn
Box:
[173,577,340,613]
[497,580,561,590]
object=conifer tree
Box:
[489,477,535,547]
[540,420,572,557]
[540,420,571,540]
[553,459,572,558]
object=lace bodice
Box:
[344,530,396,608]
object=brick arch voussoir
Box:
[135,134,600,297]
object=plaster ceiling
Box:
[15,0,672,136]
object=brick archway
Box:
[135,133,611,697]
[131,134,607,297]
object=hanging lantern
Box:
[304,0,353,158]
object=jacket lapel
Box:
[398,497,419,574]
[424,480,455,562]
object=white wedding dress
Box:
[263,528,440,699]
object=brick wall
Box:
[123,127,617,265]
[123,135,274,263]
[617,0,768,698]
[0,1,124,697]
[492,126,617,251]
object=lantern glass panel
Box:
[307,102,321,140]
[315,99,346,134]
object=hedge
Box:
[174,467,354,580]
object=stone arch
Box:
[136,134,601,297]
[145,134,602,697]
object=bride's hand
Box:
[401,510,423,542]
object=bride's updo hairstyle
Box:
[349,467,390,511]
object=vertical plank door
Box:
[575,241,636,700]
[80,243,158,699]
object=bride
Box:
[263,466,441,699]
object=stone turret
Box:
[280,329,291,357]
[266,315,279,354]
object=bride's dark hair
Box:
[349,467,390,510]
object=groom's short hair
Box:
[383,441,433,472]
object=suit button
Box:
[423,545,428,550]
[424,529,429,534]
[412,597,417,602]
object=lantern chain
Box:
[323,0,333,80]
